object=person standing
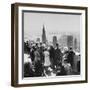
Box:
[39,43,44,64]
[30,46,35,63]
[54,43,62,68]
[67,47,75,69]
[34,45,43,77]
[49,45,55,69]
[43,48,51,75]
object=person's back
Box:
[67,49,75,67]
[49,46,55,58]
[34,49,43,77]
[39,46,44,63]
[44,50,51,67]
[49,46,55,69]
[55,48,62,65]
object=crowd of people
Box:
[24,41,80,77]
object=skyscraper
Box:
[53,36,57,47]
[42,25,46,44]
[74,38,77,51]
[67,35,73,48]
[58,35,67,48]
[36,38,40,43]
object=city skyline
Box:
[24,12,81,42]
[25,25,80,52]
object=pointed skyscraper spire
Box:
[42,24,46,44]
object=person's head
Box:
[33,46,37,51]
[64,47,68,52]
[44,47,47,51]
[36,43,38,47]
[35,43,39,49]
[30,43,33,47]
[69,47,73,51]
[50,45,53,49]
[56,43,59,48]
[40,42,42,46]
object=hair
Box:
[44,47,47,51]
[36,43,38,46]
[69,47,73,50]
[56,43,59,47]
[40,42,42,45]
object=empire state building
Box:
[42,25,46,44]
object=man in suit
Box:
[67,47,75,69]
[54,43,62,68]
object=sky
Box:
[23,11,81,42]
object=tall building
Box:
[58,35,67,48]
[42,25,46,44]
[67,35,73,48]
[53,36,57,47]
[36,38,40,43]
[74,38,77,51]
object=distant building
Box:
[42,25,47,44]
[74,38,77,51]
[58,35,67,48]
[58,35,74,49]
[53,36,57,47]
[67,35,73,48]
[36,38,40,43]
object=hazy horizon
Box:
[23,11,81,42]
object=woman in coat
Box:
[43,48,51,76]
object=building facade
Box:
[42,25,47,44]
